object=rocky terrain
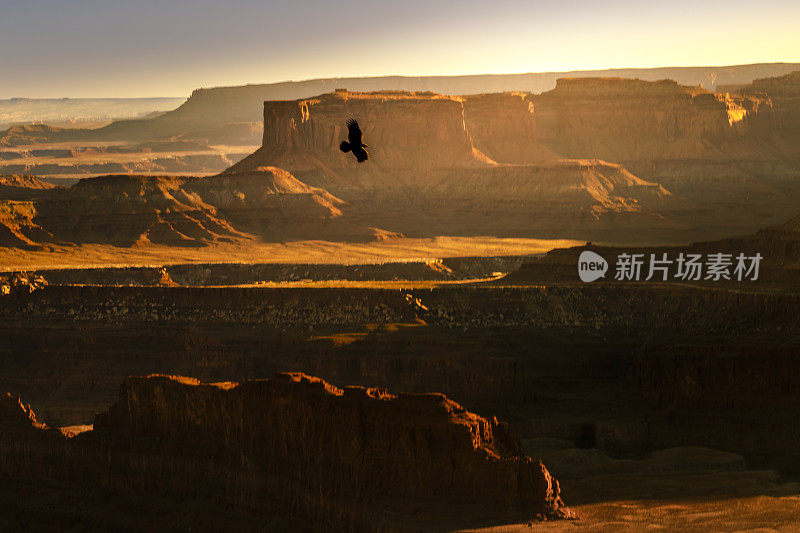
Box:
[226,77,800,242]
[1,219,800,529]
[3,65,800,530]
[0,373,570,530]
[1,72,798,247]
[228,89,675,241]
[6,63,799,147]
[0,168,393,249]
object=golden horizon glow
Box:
[1,0,799,98]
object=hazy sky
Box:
[1,0,799,98]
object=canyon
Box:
[2,260,800,528]
[6,71,800,252]
[227,74,800,242]
[2,64,800,530]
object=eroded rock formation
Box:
[0,373,570,530]
[3,75,800,247]
[0,168,392,247]
[227,88,681,240]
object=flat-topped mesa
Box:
[96,373,570,526]
[529,77,776,173]
[256,90,482,170]
[0,373,571,530]
[232,79,781,180]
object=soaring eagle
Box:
[339,118,369,163]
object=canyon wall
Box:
[255,91,480,172]
[527,78,788,178]
[632,343,800,472]
[461,92,557,164]
[2,282,799,424]
[239,79,793,181]
[228,88,684,241]
[38,63,797,145]
[4,74,800,247]
[741,70,800,149]
[0,373,570,530]
[224,77,800,242]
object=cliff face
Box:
[227,88,682,241]
[238,80,787,180]
[0,201,51,248]
[0,393,45,429]
[527,78,783,177]
[230,79,800,241]
[461,92,559,164]
[253,90,480,171]
[742,71,800,148]
[0,373,570,530]
[4,76,799,247]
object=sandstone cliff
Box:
[238,90,481,173]
[4,75,800,247]
[9,64,797,146]
[527,78,787,178]
[227,89,677,241]
[0,201,52,248]
[462,92,559,164]
[0,373,570,530]
[229,78,800,242]
[738,70,800,151]
[228,79,793,181]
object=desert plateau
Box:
[2,1,800,530]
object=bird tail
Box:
[339,141,351,153]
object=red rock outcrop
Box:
[5,76,799,246]
[0,168,391,248]
[527,78,786,178]
[738,70,800,150]
[228,89,675,241]
[235,90,481,174]
[0,373,571,530]
[462,92,559,164]
[33,174,245,247]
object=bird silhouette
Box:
[339,119,369,163]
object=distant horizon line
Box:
[4,60,799,100]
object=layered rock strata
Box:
[0,373,570,530]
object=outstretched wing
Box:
[346,118,363,146]
[352,146,369,163]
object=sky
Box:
[1,0,799,98]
